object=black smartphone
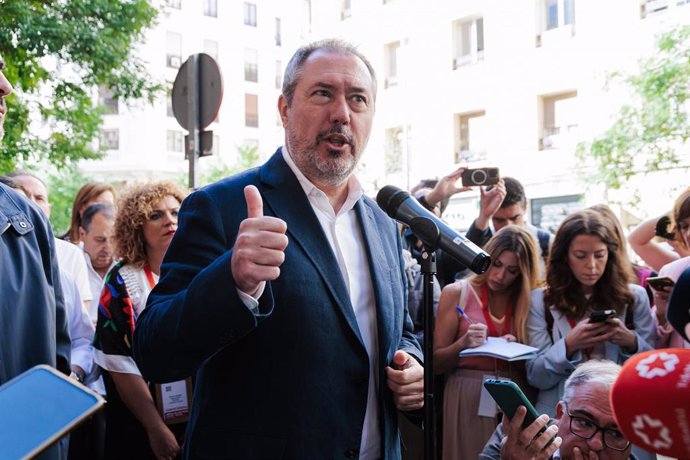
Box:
[646,276,675,290]
[0,365,105,459]
[461,168,500,187]
[589,309,616,323]
[483,379,539,429]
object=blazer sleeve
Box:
[526,289,580,390]
[133,187,274,383]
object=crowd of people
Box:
[0,38,687,460]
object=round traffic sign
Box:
[171,53,223,131]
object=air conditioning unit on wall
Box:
[168,55,181,68]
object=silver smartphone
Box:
[0,365,105,459]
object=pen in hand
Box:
[456,305,475,324]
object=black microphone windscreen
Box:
[376,185,409,219]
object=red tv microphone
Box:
[610,349,690,459]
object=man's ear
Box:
[556,401,565,419]
[278,95,288,128]
[78,227,86,242]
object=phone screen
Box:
[589,309,616,323]
[0,365,105,459]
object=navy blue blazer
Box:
[134,150,422,459]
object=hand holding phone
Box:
[484,379,560,455]
[646,276,675,291]
[589,309,616,323]
[500,406,561,459]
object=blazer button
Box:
[345,447,359,458]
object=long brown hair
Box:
[468,225,539,343]
[544,209,634,319]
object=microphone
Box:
[610,348,690,459]
[376,185,491,274]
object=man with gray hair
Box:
[480,360,638,460]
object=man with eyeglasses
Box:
[480,360,637,460]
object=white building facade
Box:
[84,0,690,230]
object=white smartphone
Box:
[0,365,105,459]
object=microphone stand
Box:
[420,246,437,460]
[408,216,442,460]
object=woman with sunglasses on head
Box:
[433,225,540,460]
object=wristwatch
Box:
[70,370,86,384]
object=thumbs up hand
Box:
[231,185,288,296]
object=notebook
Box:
[459,337,538,361]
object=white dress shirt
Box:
[282,148,381,459]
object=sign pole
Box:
[172,53,223,190]
[187,54,201,190]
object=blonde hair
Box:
[468,225,539,343]
[114,181,187,268]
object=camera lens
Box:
[471,169,487,185]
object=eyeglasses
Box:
[564,402,630,451]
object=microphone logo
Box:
[635,351,681,379]
[631,415,674,450]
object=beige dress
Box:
[442,281,535,460]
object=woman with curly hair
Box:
[433,225,540,460]
[526,209,656,418]
[94,181,187,460]
[61,182,117,243]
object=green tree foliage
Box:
[0,0,161,171]
[577,25,690,190]
[45,165,97,236]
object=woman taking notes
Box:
[433,225,539,460]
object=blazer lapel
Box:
[356,200,395,362]
[259,151,365,347]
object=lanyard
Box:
[144,265,156,290]
[480,284,512,338]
